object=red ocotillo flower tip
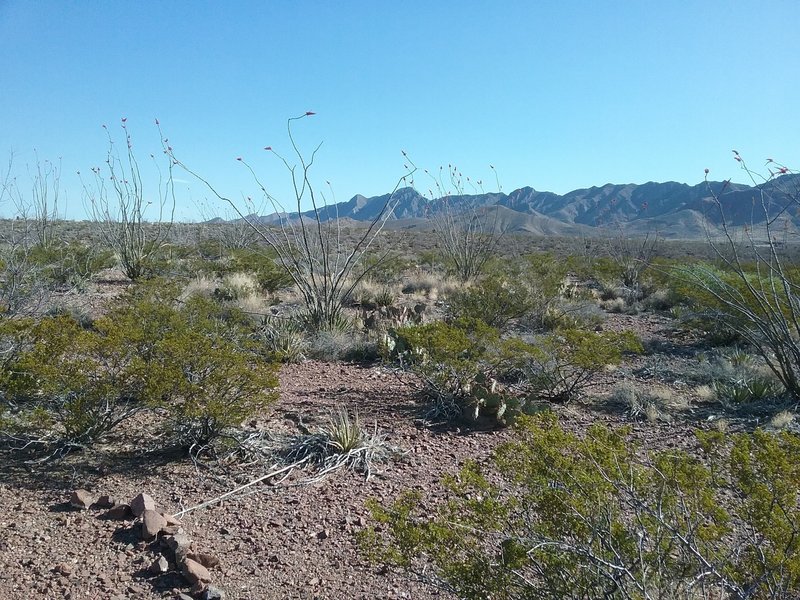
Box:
[732,150,739,155]
[264,146,272,151]
[121,117,127,123]
[767,158,774,163]
[704,168,710,174]
[167,146,172,151]
[236,157,243,161]
[102,124,107,129]
[155,118,159,125]
[734,156,742,162]
[779,167,789,174]
[305,111,316,116]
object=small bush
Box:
[448,276,534,330]
[509,329,643,403]
[322,406,367,453]
[391,319,499,421]
[225,248,294,293]
[392,319,635,421]
[0,279,278,455]
[259,317,309,363]
[363,413,800,599]
[28,241,115,288]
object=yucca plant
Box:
[322,405,366,453]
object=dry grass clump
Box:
[400,270,465,301]
[233,291,269,316]
[610,381,689,422]
[695,384,716,402]
[350,279,398,309]
[768,410,795,430]
[599,296,627,313]
[277,405,396,482]
[223,271,259,297]
[181,275,218,300]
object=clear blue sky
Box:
[1,1,797,221]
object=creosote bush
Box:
[447,275,534,330]
[363,413,800,599]
[392,318,641,423]
[0,279,278,455]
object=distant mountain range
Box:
[214,174,800,239]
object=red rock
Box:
[187,552,220,569]
[181,558,211,584]
[130,493,155,517]
[69,489,93,510]
[142,509,168,539]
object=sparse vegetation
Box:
[0,142,798,600]
[79,120,176,280]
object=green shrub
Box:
[0,279,278,454]
[149,318,278,448]
[507,329,643,403]
[358,253,414,284]
[363,414,800,599]
[448,276,534,329]
[27,241,115,287]
[391,319,499,421]
[393,320,640,421]
[4,314,141,449]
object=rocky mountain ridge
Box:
[227,174,800,239]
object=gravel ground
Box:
[0,310,774,599]
[0,361,511,600]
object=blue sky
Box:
[0,1,797,221]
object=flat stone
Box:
[181,558,211,584]
[130,493,155,518]
[187,552,220,570]
[69,489,93,510]
[142,509,168,539]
